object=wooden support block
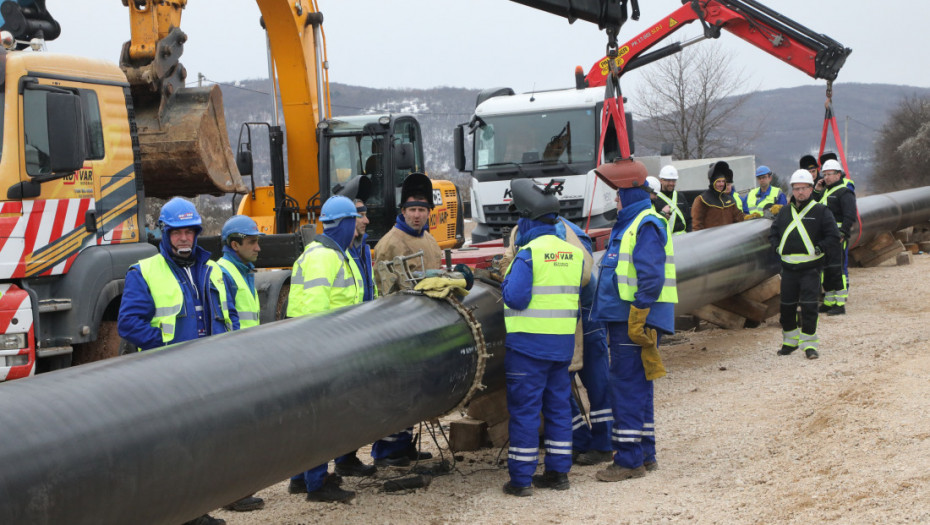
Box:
[692,303,746,330]
[894,227,913,244]
[466,389,509,427]
[738,275,781,303]
[919,241,930,253]
[449,417,488,452]
[487,419,510,449]
[866,232,896,252]
[858,240,906,268]
[896,252,912,266]
[912,223,930,243]
[906,243,920,254]
[763,295,780,320]
[713,294,768,323]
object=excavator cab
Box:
[119,1,246,199]
[318,114,427,242]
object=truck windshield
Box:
[474,108,596,170]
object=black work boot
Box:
[818,303,832,313]
[574,449,614,466]
[306,483,356,503]
[805,348,819,359]
[334,455,377,477]
[222,495,264,512]
[827,305,846,316]
[777,344,797,356]
[503,481,533,497]
[532,470,570,490]
[287,479,307,494]
[182,514,225,525]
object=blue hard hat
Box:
[158,197,202,231]
[221,215,262,242]
[320,195,361,222]
[755,165,772,177]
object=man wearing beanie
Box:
[690,161,744,230]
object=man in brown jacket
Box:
[691,161,744,231]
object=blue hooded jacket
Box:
[501,216,580,362]
[118,229,239,350]
[590,188,675,334]
[349,232,376,302]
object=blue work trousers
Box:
[371,428,413,459]
[607,322,659,469]
[505,349,573,487]
[570,317,612,453]
[291,463,328,492]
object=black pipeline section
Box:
[2,188,930,523]
[0,286,505,525]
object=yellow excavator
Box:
[120,0,463,248]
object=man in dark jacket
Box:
[769,170,840,360]
[691,161,744,231]
[814,159,857,315]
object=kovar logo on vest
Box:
[545,251,574,264]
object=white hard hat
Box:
[658,165,679,180]
[789,169,814,186]
[646,176,661,194]
[821,159,843,173]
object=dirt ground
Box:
[216,254,930,525]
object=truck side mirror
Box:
[45,92,86,174]
[453,125,467,172]
[393,143,415,170]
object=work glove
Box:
[743,212,762,220]
[414,276,469,299]
[768,204,783,216]
[628,306,666,380]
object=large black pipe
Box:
[1,188,929,524]
[0,286,505,525]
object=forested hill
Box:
[218,80,930,192]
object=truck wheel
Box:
[72,320,122,366]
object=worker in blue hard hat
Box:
[743,165,787,219]
[118,197,237,350]
[286,195,363,504]
[214,215,267,513]
[117,197,238,525]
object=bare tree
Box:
[632,44,762,159]
[872,95,930,194]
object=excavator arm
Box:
[583,0,851,87]
[120,0,329,208]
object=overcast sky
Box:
[46,0,930,107]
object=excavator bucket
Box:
[133,84,247,198]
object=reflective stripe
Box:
[153,306,176,317]
[508,453,539,462]
[509,446,538,453]
[782,328,800,347]
[238,311,260,321]
[531,285,580,295]
[656,191,686,232]
[544,439,572,448]
[778,200,821,264]
[298,277,331,289]
[800,332,819,351]
[504,308,579,319]
[616,274,678,288]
